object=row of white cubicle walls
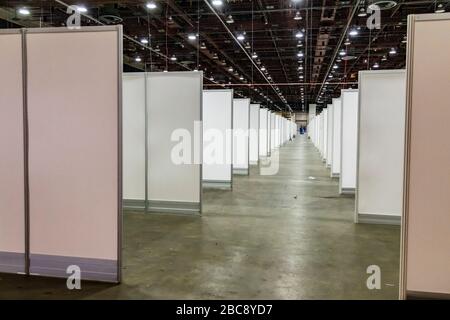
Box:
[123,72,297,215]
[307,69,406,227]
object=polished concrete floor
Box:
[0,135,400,299]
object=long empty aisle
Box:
[0,136,400,299]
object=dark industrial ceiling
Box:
[0,0,447,112]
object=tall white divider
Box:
[123,73,146,209]
[331,98,342,177]
[339,89,359,194]
[27,26,122,282]
[0,30,25,274]
[355,70,406,225]
[270,112,276,151]
[401,13,450,299]
[233,99,250,175]
[147,72,202,214]
[318,112,324,156]
[203,90,233,189]
[249,104,260,165]
[323,109,328,162]
[326,104,333,168]
[259,108,269,158]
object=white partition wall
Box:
[147,72,202,213]
[308,104,316,141]
[318,112,324,157]
[26,26,122,282]
[259,108,269,158]
[203,90,233,189]
[0,30,25,274]
[123,73,146,209]
[249,104,260,165]
[401,13,450,299]
[339,89,359,194]
[233,99,250,175]
[270,112,276,151]
[326,104,333,168]
[355,70,406,225]
[323,109,328,162]
[331,98,342,177]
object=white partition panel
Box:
[339,89,359,194]
[331,98,342,177]
[323,109,328,162]
[270,112,276,151]
[401,13,450,299]
[249,104,260,165]
[318,112,324,156]
[0,30,25,274]
[203,90,233,189]
[123,73,146,207]
[147,72,202,213]
[259,108,269,157]
[355,70,406,225]
[27,26,122,282]
[233,99,250,175]
[326,104,333,168]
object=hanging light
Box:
[212,0,223,7]
[435,3,446,13]
[140,38,149,44]
[188,34,197,40]
[18,8,30,15]
[295,31,304,38]
[237,33,245,41]
[228,67,233,72]
[200,42,207,49]
[344,38,351,46]
[252,52,258,59]
[75,6,88,13]
[373,62,380,68]
[261,66,266,71]
[358,7,367,17]
[226,15,234,24]
[294,11,302,20]
[349,29,358,37]
[389,47,397,55]
[170,55,177,61]
[297,52,304,57]
[333,64,338,69]
[339,49,346,56]
[135,57,142,62]
[146,2,157,9]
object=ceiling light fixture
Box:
[252,52,258,59]
[358,7,367,17]
[344,38,351,46]
[135,57,142,62]
[226,15,234,24]
[237,33,245,41]
[212,0,223,7]
[188,34,197,40]
[140,38,149,44]
[339,49,346,56]
[294,11,302,20]
[170,55,177,61]
[435,4,446,13]
[18,8,30,15]
[373,62,380,68]
[349,29,358,36]
[389,47,397,55]
[295,31,304,38]
[146,2,157,10]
